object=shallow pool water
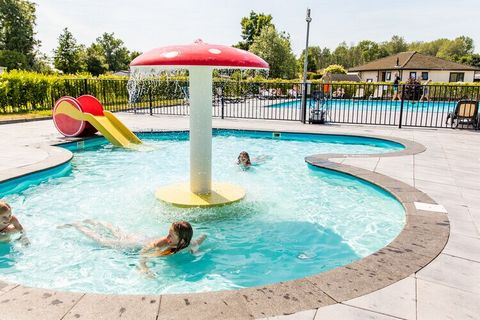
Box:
[0,131,405,294]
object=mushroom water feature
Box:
[130,40,269,207]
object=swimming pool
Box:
[0,130,405,294]
[269,99,457,111]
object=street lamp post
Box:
[300,8,312,124]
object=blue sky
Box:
[35,0,479,57]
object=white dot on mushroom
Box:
[162,51,179,58]
[208,48,221,55]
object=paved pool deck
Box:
[0,114,479,320]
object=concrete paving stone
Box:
[448,217,479,238]
[313,303,400,320]
[307,261,399,303]
[414,172,457,186]
[62,293,160,320]
[341,158,378,171]
[417,279,480,320]
[0,286,84,320]
[387,229,447,262]
[344,276,416,320]
[356,245,429,278]
[0,283,18,296]
[158,291,252,320]
[414,179,462,194]
[443,233,480,262]
[261,309,317,320]
[240,279,335,319]
[416,253,480,295]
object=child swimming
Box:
[0,201,29,245]
[60,220,206,276]
[237,151,272,170]
[237,151,252,168]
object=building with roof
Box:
[0,66,6,74]
[321,73,361,82]
[349,51,480,83]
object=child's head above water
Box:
[165,221,193,254]
[237,151,251,166]
[0,201,12,230]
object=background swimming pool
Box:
[270,99,457,111]
[0,131,405,294]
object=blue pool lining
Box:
[0,129,408,198]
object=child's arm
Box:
[190,234,207,254]
[10,215,29,246]
[191,234,207,247]
[138,238,168,277]
[10,215,24,232]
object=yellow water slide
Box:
[53,96,142,147]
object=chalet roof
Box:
[322,73,361,82]
[349,51,479,72]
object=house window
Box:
[409,72,417,79]
[386,72,391,81]
[449,72,465,82]
[421,72,429,80]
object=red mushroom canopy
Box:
[130,39,268,70]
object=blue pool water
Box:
[0,131,405,294]
[269,99,457,111]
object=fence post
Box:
[300,82,308,123]
[398,84,405,129]
[83,79,88,95]
[220,86,225,119]
[149,87,153,116]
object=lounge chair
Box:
[353,87,365,99]
[370,86,384,100]
[446,100,479,129]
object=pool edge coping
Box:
[0,130,450,320]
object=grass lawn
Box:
[0,110,52,121]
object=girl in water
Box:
[237,151,271,170]
[60,220,206,276]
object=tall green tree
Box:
[95,33,130,72]
[53,28,85,74]
[381,35,408,55]
[357,40,388,64]
[235,11,273,50]
[249,26,296,79]
[297,46,322,73]
[85,43,108,76]
[436,36,474,61]
[0,0,39,68]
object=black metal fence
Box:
[128,80,479,129]
[2,78,480,129]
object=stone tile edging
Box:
[0,131,449,320]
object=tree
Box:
[85,43,108,76]
[129,50,142,61]
[31,51,52,73]
[53,28,85,74]
[298,46,322,73]
[437,36,474,62]
[331,42,350,67]
[0,50,28,70]
[0,0,39,68]
[323,64,347,74]
[249,26,297,79]
[382,35,408,55]
[95,33,131,72]
[357,40,388,64]
[235,11,273,50]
